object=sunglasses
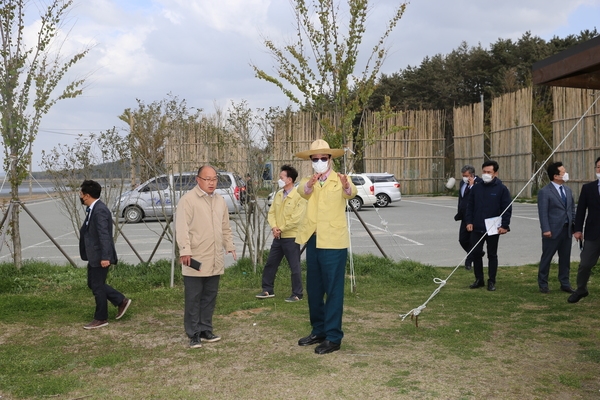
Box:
[311,157,329,162]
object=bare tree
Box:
[0,0,89,268]
[252,0,407,160]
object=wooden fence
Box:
[362,110,446,194]
[490,87,533,198]
[453,102,485,179]
[552,87,600,201]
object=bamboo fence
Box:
[552,87,600,201]
[270,111,354,179]
[490,87,533,197]
[362,109,446,194]
[164,117,248,175]
[453,102,485,178]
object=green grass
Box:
[0,256,599,399]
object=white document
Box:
[484,216,502,236]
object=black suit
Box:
[455,177,481,266]
[573,180,600,295]
[80,199,124,321]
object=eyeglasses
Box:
[311,157,329,162]
[197,177,218,182]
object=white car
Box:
[347,174,377,211]
[364,173,402,207]
[267,176,376,211]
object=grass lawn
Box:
[0,255,599,399]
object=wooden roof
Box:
[532,35,600,89]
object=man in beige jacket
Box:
[175,165,237,349]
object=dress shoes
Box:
[560,286,575,294]
[469,279,485,289]
[83,319,108,330]
[539,287,549,294]
[116,298,132,320]
[487,280,496,291]
[314,340,340,354]
[568,291,589,303]
[298,334,326,346]
[464,263,472,271]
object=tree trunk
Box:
[10,180,22,269]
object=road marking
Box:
[350,218,423,245]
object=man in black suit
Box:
[536,162,575,294]
[79,180,131,329]
[569,157,600,303]
[454,164,481,270]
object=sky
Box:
[9,0,600,172]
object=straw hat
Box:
[294,139,345,160]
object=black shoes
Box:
[568,291,589,303]
[200,331,221,343]
[560,286,575,294]
[487,280,496,291]
[298,334,326,346]
[469,279,485,289]
[314,340,340,354]
[464,263,472,271]
[539,287,549,293]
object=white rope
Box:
[400,91,600,324]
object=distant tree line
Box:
[367,29,599,168]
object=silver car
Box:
[112,171,243,223]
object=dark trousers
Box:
[87,265,125,321]
[261,237,303,297]
[305,235,347,344]
[575,238,600,295]
[538,224,572,288]
[184,275,220,338]
[470,232,500,284]
[458,220,474,266]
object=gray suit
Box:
[537,183,575,289]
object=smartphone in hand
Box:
[190,258,202,271]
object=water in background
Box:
[0,181,55,196]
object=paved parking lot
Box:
[1,196,579,269]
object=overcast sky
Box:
[13,0,600,171]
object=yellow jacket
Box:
[295,171,357,248]
[267,186,307,238]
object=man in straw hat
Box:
[294,139,357,354]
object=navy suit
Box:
[573,180,600,295]
[537,183,575,289]
[79,199,124,321]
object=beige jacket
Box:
[175,185,235,277]
[267,187,307,238]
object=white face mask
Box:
[462,176,470,184]
[561,172,569,182]
[312,159,329,174]
[277,179,286,188]
[481,173,493,183]
[596,172,600,179]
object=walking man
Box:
[465,160,512,292]
[569,157,600,303]
[79,180,131,329]
[454,164,481,270]
[256,165,307,302]
[537,162,575,294]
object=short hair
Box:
[81,180,102,199]
[197,165,217,176]
[461,164,475,175]
[547,162,563,181]
[482,160,499,172]
[281,164,298,182]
